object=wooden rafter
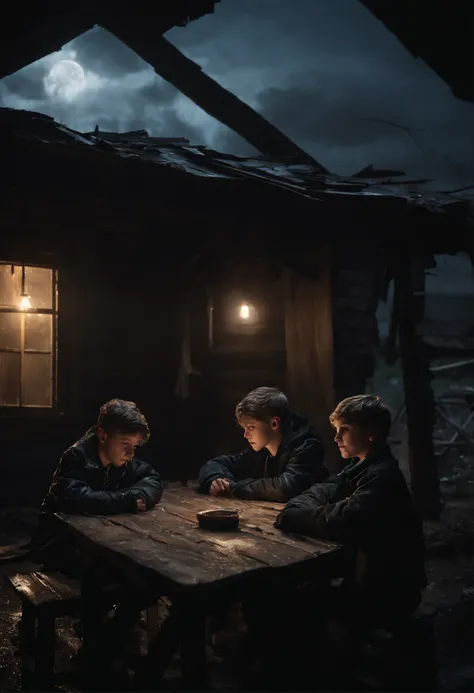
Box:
[102,15,327,170]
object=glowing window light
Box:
[19,294,32,310]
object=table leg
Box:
[80,563,108,654]
[138,601,181,686]
[176,598,208,689]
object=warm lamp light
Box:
[19,294,32,310]
[239,303,250,320]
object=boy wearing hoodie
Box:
[198,386,328,502]
[199,386,327,678]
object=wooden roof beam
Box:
[102,15,327,171]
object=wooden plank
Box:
[56,487,343,591]
[104,507,312,570]
[162,489,338,553]
[103,514,260,571]
[60,516,249,587]
[157,498,336,558]
[121,504,310,565]
[8,572,80,607]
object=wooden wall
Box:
[181,258,287,463]
[332,239,383,402]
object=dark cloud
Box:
[225,69,474,184]
[136,79,178,108]
[2,62,47,101]
[0,0,473,189]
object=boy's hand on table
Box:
[136,498,147,512]
[209,478,232,496]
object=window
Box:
[0,262,58,408]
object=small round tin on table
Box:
[196,509,240,531]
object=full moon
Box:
[44,60,86,101]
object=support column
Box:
[394,253,442,519]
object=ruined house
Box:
[1,0,473,521]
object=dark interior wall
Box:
[331,222,385,402]
[184,258,287,463]
[1,133,320,505]
[1,217,185,509]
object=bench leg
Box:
[34,614,56,682]
[146,603,160,645]
[19,600,36,650]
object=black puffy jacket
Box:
[275,445,427,594]
[198,413,328,502]
[41,428,163,515]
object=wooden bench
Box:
[7,571,82,681]
[7,570,159,682]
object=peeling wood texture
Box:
[101,20,325,169]
[56,488,343,594]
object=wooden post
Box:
[393,253,442,519]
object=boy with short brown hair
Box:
[276,394,427,629]
[198,386,327,501]
[42,398,162,516]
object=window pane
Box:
[0,352,20,405]
[25,314,52,352]
[22,353,52,407]
[25,266,53,310]
[0,313,21,350]
[0,264,21,309]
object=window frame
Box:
[0,261,59,411]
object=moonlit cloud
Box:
[0,0,473,189]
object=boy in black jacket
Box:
[42,399,163,516]
[198,387,327,501]
[34,399,163,675]
[275,394,427,631]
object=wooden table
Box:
[55,486,344,686]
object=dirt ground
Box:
[1,494,474,692]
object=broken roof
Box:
[0,1,218,81]
[360,0,474,103]
[3,106,473,214]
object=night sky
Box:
[1,0,473,193]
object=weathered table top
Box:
[56,486,343,594]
